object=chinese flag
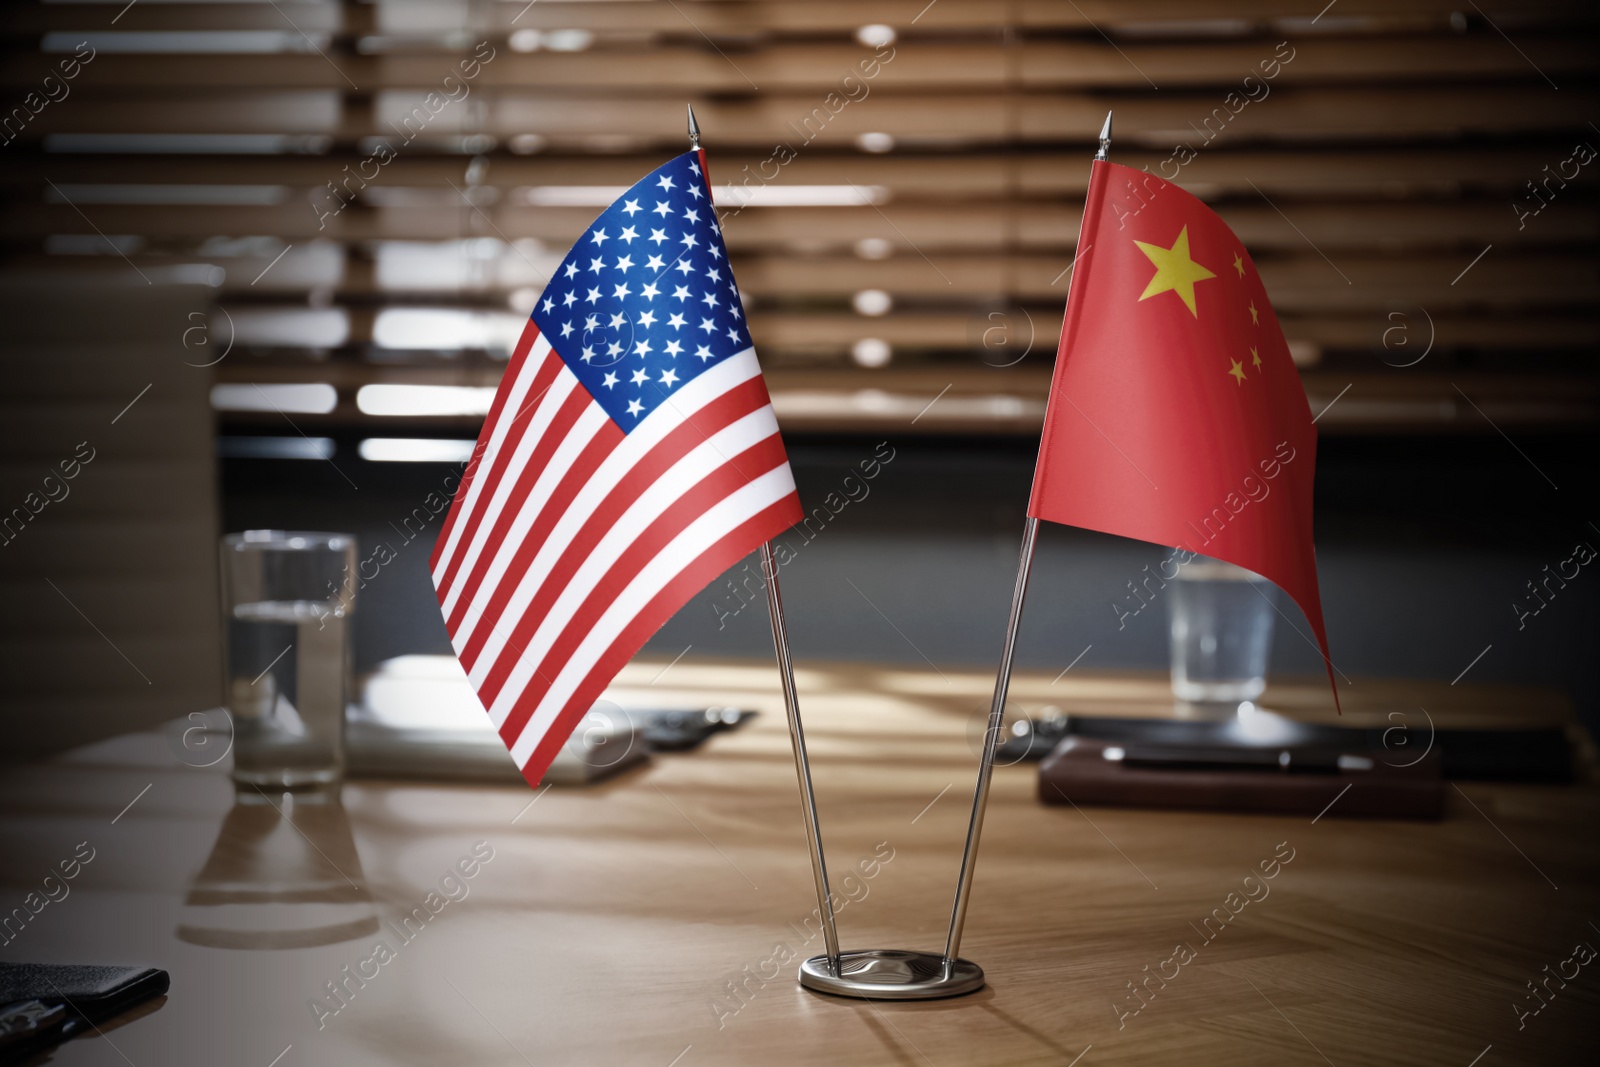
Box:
[1029,160,1337,705]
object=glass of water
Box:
[221,531,357,789]
[1168,556,1276,706]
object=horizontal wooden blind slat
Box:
[183,308,1598,357]
[7,0,1592,35]
[204,365,1600,434]
[15,86,1596,142]
[4,36,1594,92]
[5,146,1593,203]
[7,199,1589,251]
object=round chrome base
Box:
[798,949,985,1000]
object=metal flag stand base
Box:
[799,950,985,1000]
[745,106,1115,1004]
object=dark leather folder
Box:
[1038,736,1445,819]
[0,963,168,1061]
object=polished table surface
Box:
[3,659,1598,1066]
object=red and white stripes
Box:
[429,320,801,786]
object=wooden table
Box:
[3,660,1597,1066]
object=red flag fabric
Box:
[1029,159,1337,705]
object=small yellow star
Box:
[1248,301,1259,325]
[1134,225,1216,318]
[1229,359,1246,384]
[1250,346,1261,369]
[1233,252,1245,278]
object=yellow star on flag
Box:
[1134,225,1216,318]
[1229,359,1247,384]
[1250,346,1261,369]
[1248,301,1259,326]
[1233,252,1245,278]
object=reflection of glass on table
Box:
[178,787,377,950]
[221,530,356,789]
[1168,556,1276,708]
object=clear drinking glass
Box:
[1168,556,1276,704]
[221,530,357,788]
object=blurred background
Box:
[2,0,1597,762]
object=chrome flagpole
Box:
[939,111,1114,979]
[940,515,1039,975]
[760,540,842,974]
[697,98,983,999]
[693,102,841,976]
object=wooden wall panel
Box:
[0,278,223,760]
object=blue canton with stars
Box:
[531,151,752,430]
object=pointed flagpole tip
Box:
[686,103,702,150]
[1095,110,1113,162]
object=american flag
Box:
[429,150,803,787]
